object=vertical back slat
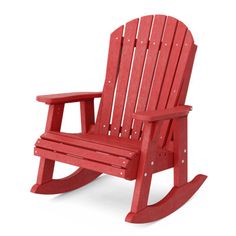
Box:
[110,19,139,136]
[121,15,154,138]
[158,31,195,147]
[166,43,197,146]
[132,16,178,140]
[95,15,196,148]
[97,26,124,134]
[156,21,187,110]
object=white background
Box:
[0,0,235,235]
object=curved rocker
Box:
[31,168,101,194]
[125,174,207,223]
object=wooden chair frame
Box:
[31,15,207,223]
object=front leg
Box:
[173,116,188,187]
[129,122,157,212]
[33,104,64,187]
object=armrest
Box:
[132,105,192,122]
[37,92,102,104]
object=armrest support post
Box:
[80,100,95,133]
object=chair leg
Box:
[31,102,101,194]
[173,117,188,186]
[125,118,207,223]
[128,123,157,213]
[36,157,55,185]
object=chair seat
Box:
[34,131,141,180]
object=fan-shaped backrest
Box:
[95,15,197,146]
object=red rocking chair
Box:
[31,14,207,223]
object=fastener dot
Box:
[123,161,126,164]
[185,43,188,46]
[184,149,187,153]
[141,40,143,44]
[128,39,130,42]
[151,161,154,166]
[114,127,117,130]
[134,131,137,134]
[124,129,127,132]
[176,43,178,46]
[160,136,162,139]
[181,160,185,164]
[103,125,106,128]
[153,42,156,45]
[164,43,167,46]
[144,173,148,177]
[173,90,176,93]
[120,172,123,175]
[115,37,118,40]
[108,80,111,83]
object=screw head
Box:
[144,173,148,177]
[103,124,106,128]
[184,149,187,153]
[181,159,185,164]
[108,80,111,83]
[151,161,154,166]
[153,42,156,45]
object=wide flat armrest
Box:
[133,105,192,122]
[37,92,102,104]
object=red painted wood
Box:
[45,104,64,132]
[173,117,188,186]
[156,21,187,110]
[121,15,153,138]
[34,147,138,180]
[41,132,139,157]
[132,16,178,140]
[158,31,195,147]
[36,139,130,168]
[37,92,102,104]
[126,174,207,223]
[130,15,166,140]
[152,149,174,173]
[110,19,139,137]
[31,168,101,194]
[133,105,191,122]
[130,122,156,212]
[164,44,197,149]
[32,15,206,223]
[80,100,95,133]
[36,158,55,185]
[97,26,124,134]
[35,104,64,186]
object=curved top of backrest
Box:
[95,15,197,145]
